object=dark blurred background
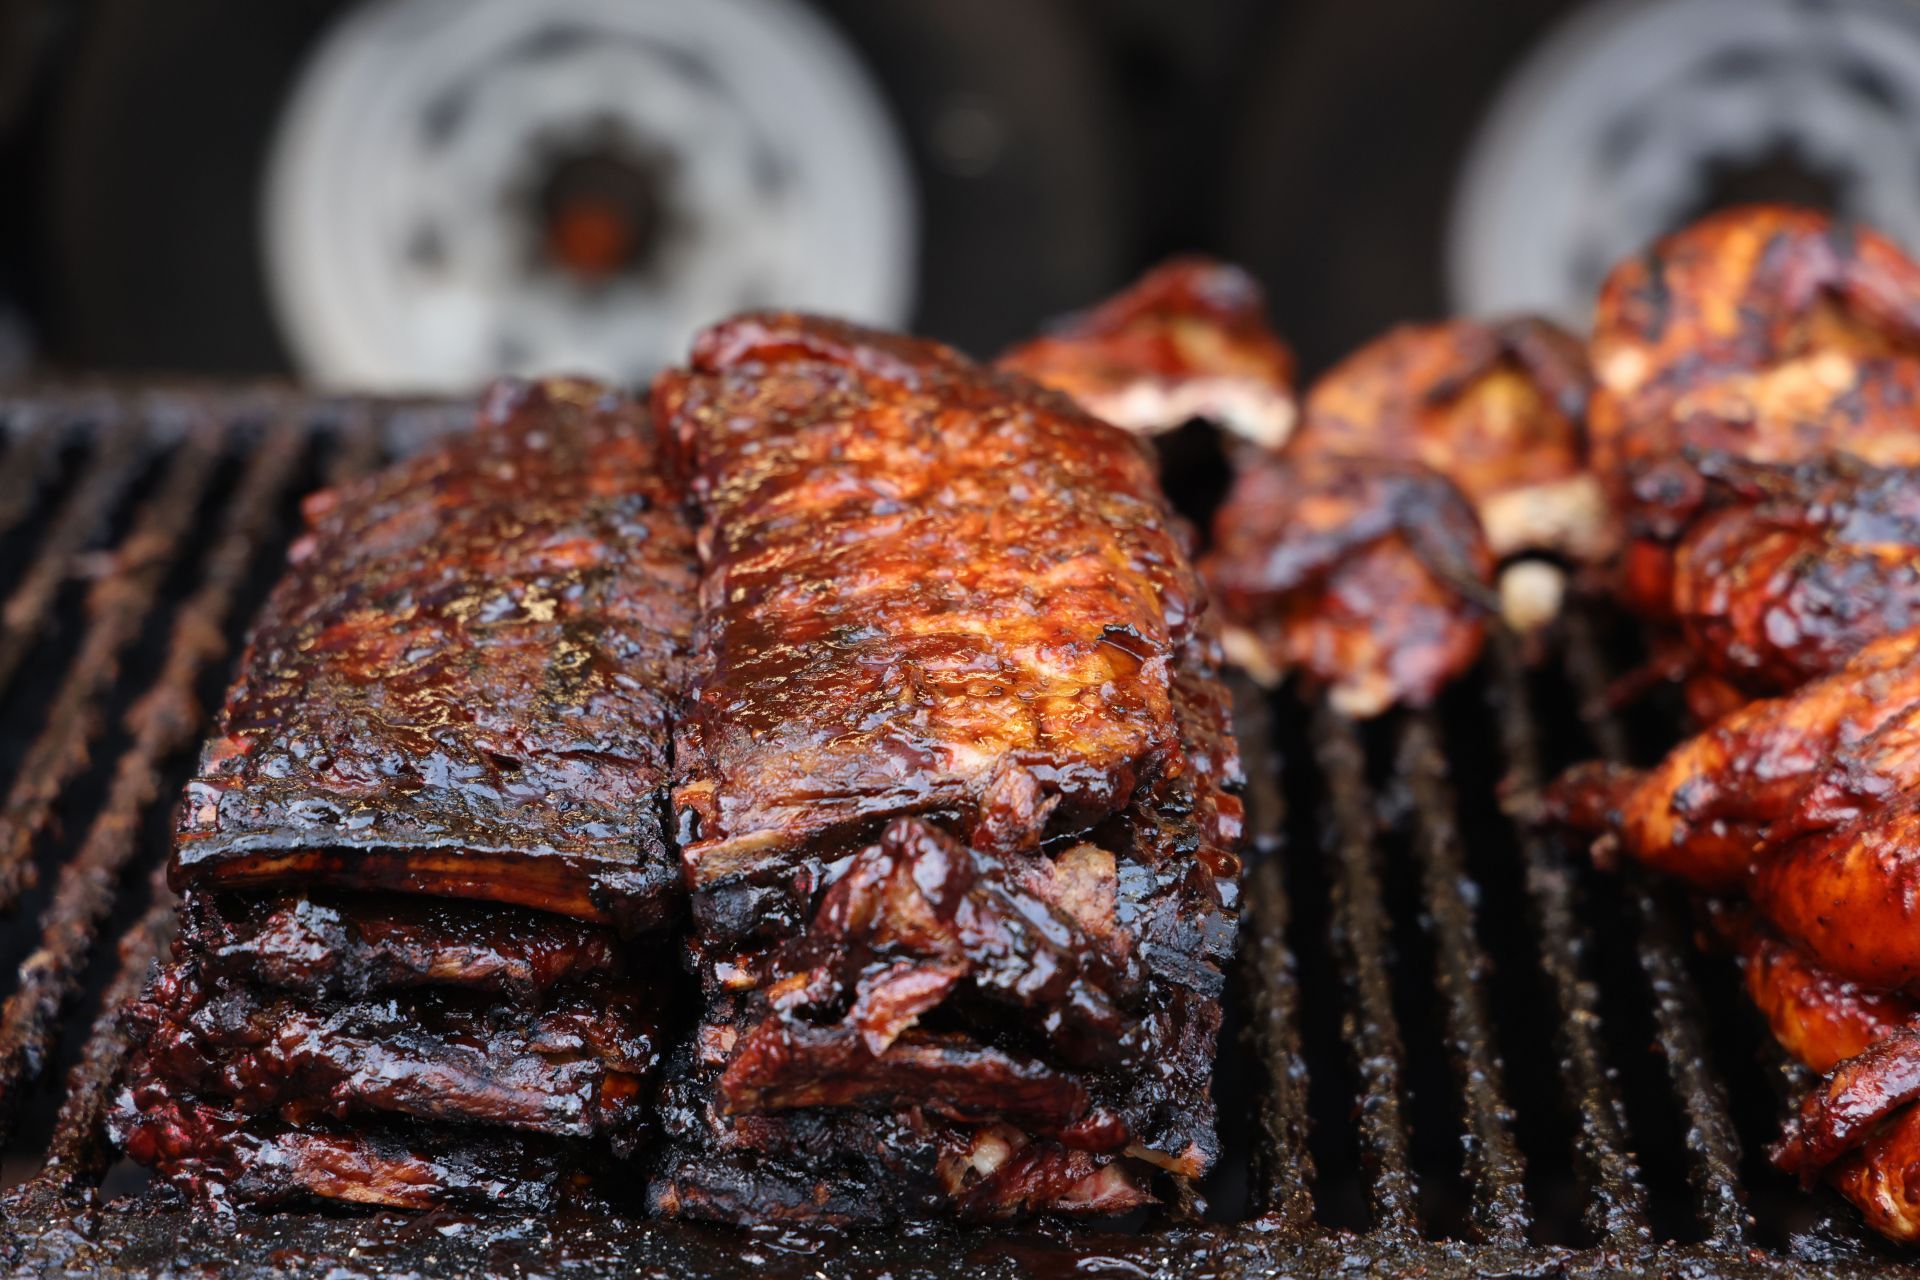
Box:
[3,0,1919,390]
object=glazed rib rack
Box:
[2,387,1919,1277]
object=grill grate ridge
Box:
[0,387,1915,1277]
[1485,626,1652,1242]
[1234,679,1316,1228]
[1312,704,1420,1235]
[0,422,309,1151]
[1398,711,1529,1241]
[1563,612,1755,1247]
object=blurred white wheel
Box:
[264,0,917,390]
[1450,0,1920,328]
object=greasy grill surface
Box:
[4,388,1920,1277]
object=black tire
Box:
[41,0,1132,375]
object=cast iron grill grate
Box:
[0,387,1916,1278]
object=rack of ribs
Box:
[169,378,697,933]
[113,378,698,1212]
[649,313,1244,1223]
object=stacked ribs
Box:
[113,379,697,1211]
[115,323,1245,1224]
[648,315,1243,1223]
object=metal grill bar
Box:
[0,413,146,702]
[1,390,1915,1278]
[1233,679,1315,1227]
[0,422,221,909]
[1486,628,1651,1240]
[1398,711,1528,1241]
[1312,702,1419,1234]
[0,426,306,1141]
[1562,611,1752,1246]
[8,880,176,1209]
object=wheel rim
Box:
[264,0,918,390]
[1449,0,1920,326]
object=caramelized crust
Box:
[997,257,1298,446]
[1591,203,1920,484]
[1671,453,1920,701]
[655,312,1202,884]
[1751,799,1920,992]
[1729,914,1920,1242]
[663,633,1242,1202]
[1203,452,1493,717]
[1548,631,1920,890]
[1827,1106,1920,1244]
[651,1015,1155,1227]
[1296,316,1610,562]
[171,379,698,933]
[1588,205,1920,616]
[1723,913,1918,1074]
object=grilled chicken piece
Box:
[1548,630,1920,892]
[179,891,623,1005]
[1668,453,1920,715]
[1591,203,1920,481]
[126,962,662,1151]
[112,1070,590,1212]
[1720,911,1919,1075]
[655,312,1204,885]
[1777,1027,1920,1182]
[997,257,1298,447]
[171,379,697,932]
[1203,452,1494,717]
[1295,316,1611,571]
[1721,914,1920,1241]
[1825,1108,1920,1244]
[1293,316,1610,633]
[1589,205,1920,616]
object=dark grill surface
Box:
[2,387,1920,1278]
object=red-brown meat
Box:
[171,379,698,933]
[656,312,1203,886]
[996,256,1299,447]
[1203,451,1494,716]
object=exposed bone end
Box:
[1085,378,1297,451]
[1218,625,1283,688]
[1479,474,1617,563]
[1126,1138,1208,1178]
[1598,345,1651,396]
[1328,673,1395,720]
[1499,559,1567,634]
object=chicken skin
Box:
[1591,204,1920,482]
[1667,453,1920,715]
[998,256,1298,447]
[1007,263,1506,712]
[1295,316,1611,567]
[1720,913,1920,1242]
[1555,638,1920,1242]
[1548,631,1920,896]
[1589,204,1920,617]
[1202,452,1495,717]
